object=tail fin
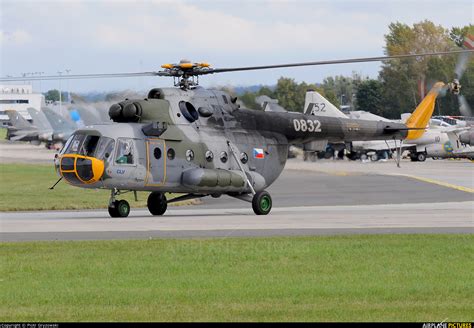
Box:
[27,108,53,131]
[446,131,461,151]
[42,108,77,132]
[73,106,102,125]
[6,110,34,130]
[405,82,445,140]
[304,91,348,118]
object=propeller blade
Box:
[458,94,472,117]
[208,50,474,75]
[454,52,471,79]
[0,71,166,82]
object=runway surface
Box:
[1,161,473,241]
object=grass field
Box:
[0,163,190,211]
[1,235,473,322]
[0,128,6,140]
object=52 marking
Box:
[293,119,322,132]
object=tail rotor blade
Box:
[454,52,471,79]
[458,94,472,117]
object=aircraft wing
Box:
[353,140,415,151]
[9,132,37,141]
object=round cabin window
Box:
[153,147,162,160]
[240,152,248,164]
[186,149,194,161]
[205,150,214,162]
[220,151,228,163]
[167,148,175,160]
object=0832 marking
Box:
[293,119,322,132]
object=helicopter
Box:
[1,50,472,217]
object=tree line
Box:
[230,21,473,119]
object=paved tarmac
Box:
[1,141,473,241]
[1,164,473,241]
[1,202,473,241]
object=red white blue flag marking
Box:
[253,148,265,159]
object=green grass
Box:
[0,164,189,211]
[1,235,473,321]
[0,127,6,140]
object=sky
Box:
[0,0,473,93]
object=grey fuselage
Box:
[57,87,408,195]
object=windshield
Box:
[59,135,75,155]
[95,137,115,160]
[62,134,114,160]
[64,134,85,154]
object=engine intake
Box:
[109,100,143,122]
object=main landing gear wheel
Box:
[417,152,427,162]
[252,190,272,215]
[147,192,167,216]
[108,200,130,218]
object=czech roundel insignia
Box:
[253,148,265,159]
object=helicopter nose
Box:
[59,154,105,184]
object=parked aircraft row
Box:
[4,104,110,149]
[4,95,474,162]
[297,92,474,161]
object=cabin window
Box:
[153,147,162,160]
[220,151,228,163]
[115,138,134,165]
[167,148,175,160]
[240,152,248,164]
[186,149,194,161]
[205,150,213,162]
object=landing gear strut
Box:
[108,188,131,218]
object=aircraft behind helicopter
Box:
[1,50,472,217]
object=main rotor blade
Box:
[208,50,474,74]
[1,49,472,81]
[0,71,165,82]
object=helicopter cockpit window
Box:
[95,137,115,160]
[81,135,100,157]
[59,135,75,155]
[115,138,135,165]
[64,134,85,154]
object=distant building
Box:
[0,84,45,126]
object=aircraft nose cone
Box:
[59,155,104,184]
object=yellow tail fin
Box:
[405,82,445,140]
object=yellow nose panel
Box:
[59,154,104,184]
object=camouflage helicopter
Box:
[1,50,471,217]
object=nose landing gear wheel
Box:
[108,200,130,218]
[147,192,167,216]
[252,190,272,215]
